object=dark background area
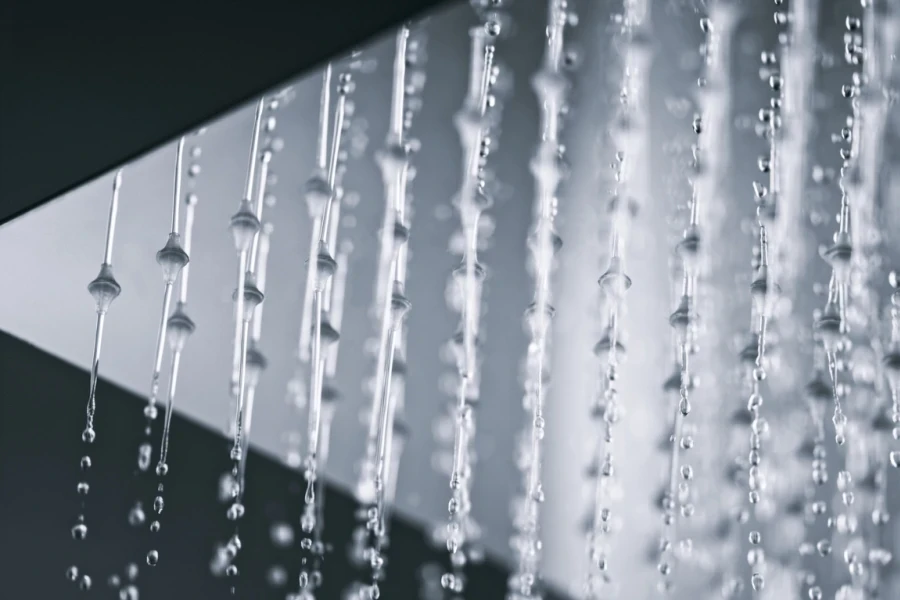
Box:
[0,0,450,226]
[0,330,557,598]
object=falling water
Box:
[352,26,417,599]
[850,0,890,278]
[439,16,499,597]
[280,68,334,472]
[582,1,647,597]
[118,136,191,578]
[237,220,269,493]
[156,144,201,478]
[652,9,716,595]
[834,5,897,596]
[296,64,334,405]
[146,137,190,429]
[42,6,900,600]
[887,274,900,473]
[221,97,267,590]
[144,135,201,573]
[219,134,278,584]
[734,0,796,592]
[808,12,871,596]
[67,169,123,592]
[426,10,494,584]
[298,81,352,598]
[237,110,284,498]
[743,221,772,596]
[360,26,411,508]
[284,53,361,597]
[304,74,350,506]
[299,71,352,598]
[799,341,834,600]
[347,31,428,599]
[773,0,820,296]
[509,2,569,598]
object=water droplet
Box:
[890,450,900,468]
[146,550,159,566]
[82,428,96,444]
[440,573,457,590]
[150,520,160,532]
[270,522,294,547]
[138,443,152,471]
[118,585,139,600]
[72,523,88,540]
[750,572,764,591]
[267,565,288,587]
[812,468,828,485]
[153,496,164,514]
[79,574,92,591]
[66,566,79,581]
[128,503,146,526]
[76,482,90,495]
[227,502,245,521]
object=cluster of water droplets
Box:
[431,16,502,598]
[580,2,647,598]
[889,271,900,470]
[292,70,354,599]
[755,12,819,593]
[67,169,124,592]
[421,9,507,597]
[214,93,287,583]
[210,97,270,591]
[651,11,719,597]
[141,132,204,580]
[298,106,354,600]
[372,37,429,528]
[795,337,834,600]
[836,6,890,596]
[804,13,875,597]
[56,7,900,600]
[143,138,191,457]
[872,272,894,598]
[237,96,287,518]
[281,66,331,472]
[123,140,192,566]
[771,0,818,295]
[507,2,571,599]
[836,23,900,593]
[347,27,431,600]
[736,3,794,593]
